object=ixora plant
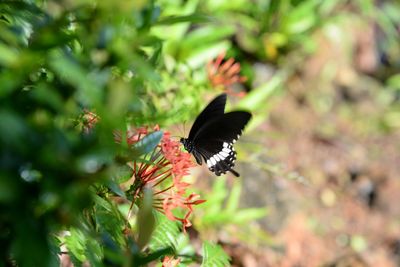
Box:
[113,125,205,232]
[59,117,231,266]
[69,88,253,266]
[62,52,252,265]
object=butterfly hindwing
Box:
[193,111,251,176]
[197,140,238,176]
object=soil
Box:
[223,23,400,266]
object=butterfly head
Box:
[180,137,193,153]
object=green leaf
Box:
[0,43,19,66]
[282,0,319,34]
[110,164,133,184]
[106,179,126,198]
[180,24,235,50]
[136,247,174,265]
[231,208,269,224]
[49,50,102,107]
[199,177,268,227]
[201,241,230,267]
[387,74,400,91]
[237,71,287,112]
[93,195,126,246]
[156,14,213,25]
[129,131,163,157]
[64,229,88,264]
[148,212,180,251]
[225,180,241,213]
[199,177,228,215]
[63,227,103,265]
[137,188,155,250]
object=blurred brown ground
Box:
[226,16,400,267]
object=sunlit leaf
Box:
[237,71,287,112]
[156,14,213,25]
[148,212,180,251]
[137,188,155,250]
[387,74,400,91]
[129,130,163,157]
[107,179,126,198]
[201,241,230,267]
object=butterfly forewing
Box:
[193,111,251,143]
[188,94,227,140]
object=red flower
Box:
[163,192,206,231]
[162,256,180,267]
[121,126,205,231]
[207,52,247,97]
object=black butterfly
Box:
[180,94,251,177]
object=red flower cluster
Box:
[117,126,205,231]
[162,256,180,267]
[207,52,247,97]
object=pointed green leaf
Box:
[130,131,163,158]
[225,180,241,213]
[201,242,230,267]
[237,71,287,112]
[110,164,132,184]
[136,247,174,265]
[106,179,126,198]
[148,212,180,251]
[137,188,155,250]
[156,14,213,25]
[232,208,269,224]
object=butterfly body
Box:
[180,94,251,177]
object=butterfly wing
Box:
[192,111,251,176]
[196,140,239,176]
[188,93,227,141]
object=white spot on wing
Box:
[223,142,229,148]
[207,160,212,168]
[213,155,220,162]
[222,148,231,153]
[217,154,225,160]
[220,151,229,157]
[210,157,216,166]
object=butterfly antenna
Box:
[183,120,187,136]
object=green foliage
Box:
[1,0,398,265]
[201,241,230,267]
[237,72,286,131]
[122,130,163,160]
[196,177,268,230]
[148,212,181,251]
[0,0,182,264]
[63,228,102,266]
[136,188,155,250]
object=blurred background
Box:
[0,0,399,266]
